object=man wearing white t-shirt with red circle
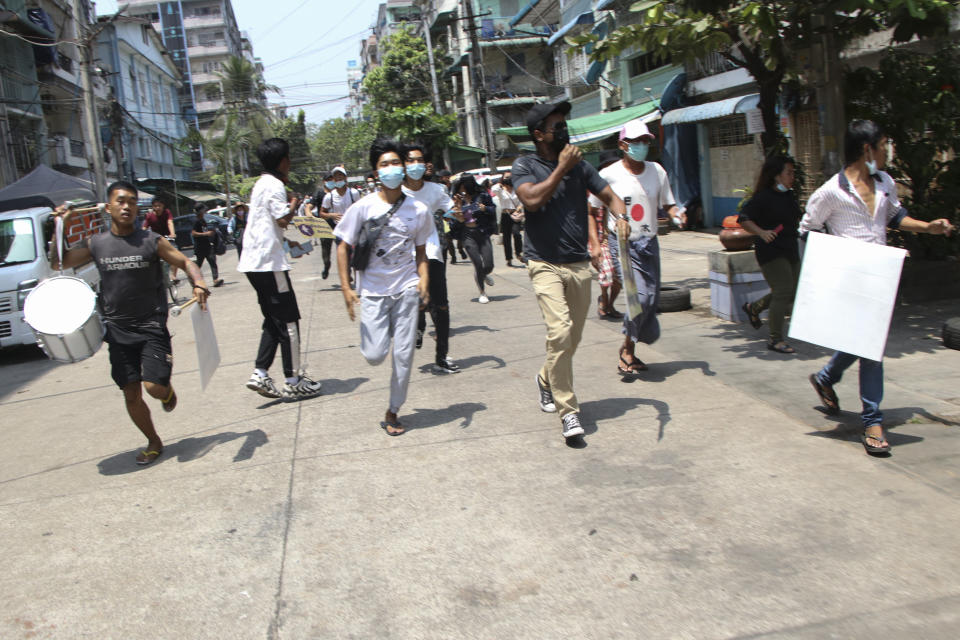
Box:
[589,119,686,376]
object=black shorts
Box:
[107,326,173,388]
[246,271,301,323]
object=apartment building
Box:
[96,16,190,181]
[124,0,247,133]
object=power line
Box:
[256,0,313,40]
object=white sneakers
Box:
[281,374,323,402]
[478,294,489,304]
[246,373,280,399]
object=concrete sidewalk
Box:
[1,231,958,639]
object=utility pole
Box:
[422,19,442,114]
[462,0,496,171]
[108,96,125,181]
[71,0,107,199]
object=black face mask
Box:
[550,126,570,152]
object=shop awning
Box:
[661,93,760,126]
[488,96,543,107]
[479,36,546,48]
[595,0,616,9]
[177,189,223,203]
[546,11,594,46]
[450,143,487,155]
[497,100,661,145]
[509,0,542,27]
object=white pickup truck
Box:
[0,196,103,350]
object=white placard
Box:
[789,232,906,361]
[745,109,765,135]
[190,302,221,390]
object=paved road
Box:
[1,231,958,639]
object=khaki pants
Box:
[527,260,593,417]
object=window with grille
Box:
[629,51,672,77]
[709,117,752,147]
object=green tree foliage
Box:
[215,55,279,140]
[571,0,952,154]
[847,42,960,258]
[310,117,376,174]
[273,110,316,194]
[361,26,457,158]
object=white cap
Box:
[332,166,347,176]
[619,119,654,141]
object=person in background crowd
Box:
[802,119,953,455]
[317,166,361,280]
[365,173,378,195]
[494,171,524,267]
[403,140,461,374]
[52,182,209,465]
[306,173,335,278]
[437,169,453,193]
[453,174,497,303]
[238,137,323,402]
[191,202,224,287]
[592,119,685,376]
[739,155,803,354]
[335,137,432,436]
[143,196,178,281]
[587,150,623,320]
[227,202,248,258]
[512,100,627,440]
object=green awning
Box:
[450,143,486,155]
[178,189,223,203]
[497,100,660,145]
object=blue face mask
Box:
[775,182,789,192]
[378,165,405,189]
[324,181,336,190]
[406,163,426,180]
[626,141,649,162]
[333,180,346,189]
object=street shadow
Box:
[450,324,498,336]
[483,294,519,302]
[618,360,716,383]
[702,317,829,362]
[96,428,268,475]
[817,406,960,429]
[580,397,672,441]
[402,402,487,430]
[0,345,69,401]
[806,423,924,451]
[316,377,369,395]
[419,354,506,373]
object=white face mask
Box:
[775,182,789,193]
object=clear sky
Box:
[96,0,384,126]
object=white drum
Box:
[23,276,104,363]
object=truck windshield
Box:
[0,218,37,267]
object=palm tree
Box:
[186,111,256,210]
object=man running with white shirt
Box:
[335,137,433,436]
[317,166,360,280]
[238,138,322,402]
[402,140,461,374]
[589,119,686,376]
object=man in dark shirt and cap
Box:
[512,101,629,440]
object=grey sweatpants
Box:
[360,286,420,413]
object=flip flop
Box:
[617,352,647,376]
[809,374,840,414]
[135,449,163,465]
[162,387,177,412]
[380,420,406,436]
[767,341,796,354]
[597,296,609,319]
[861,429,891,454]
[606,308,624,320]
[743,302,763,329]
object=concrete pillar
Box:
[697,122,714,226]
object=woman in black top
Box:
[738,155,802,353]
[452,175,498,303]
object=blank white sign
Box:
[789,232,906,361]
[191,302,221,390]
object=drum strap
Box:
[55,215,64,276]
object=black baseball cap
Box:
[526,101,572,135]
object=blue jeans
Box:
[816,352,883,428]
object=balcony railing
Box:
[687,50,739,81]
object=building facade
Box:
[96,16,191,181]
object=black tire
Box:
[658,286,691,312]
[943,318,960,350]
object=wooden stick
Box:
[67,206,102,214]
[170,296,198,317]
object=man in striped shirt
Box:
[801,119,953,455]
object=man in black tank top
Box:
[53,181,210,466]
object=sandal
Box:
[380,420,406,436]
[767,341,795,354]
[809,374,839,414]
[606,307,624,320]
[861,428,891,454]
[161,387,177,412]
[597,296,609,319]
[617,350,648,376]
[135,448,163,465]
[743,302,762,329]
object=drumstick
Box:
[66,206,102,214]
[170,296,199,317]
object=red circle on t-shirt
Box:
[630,203,645,222]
